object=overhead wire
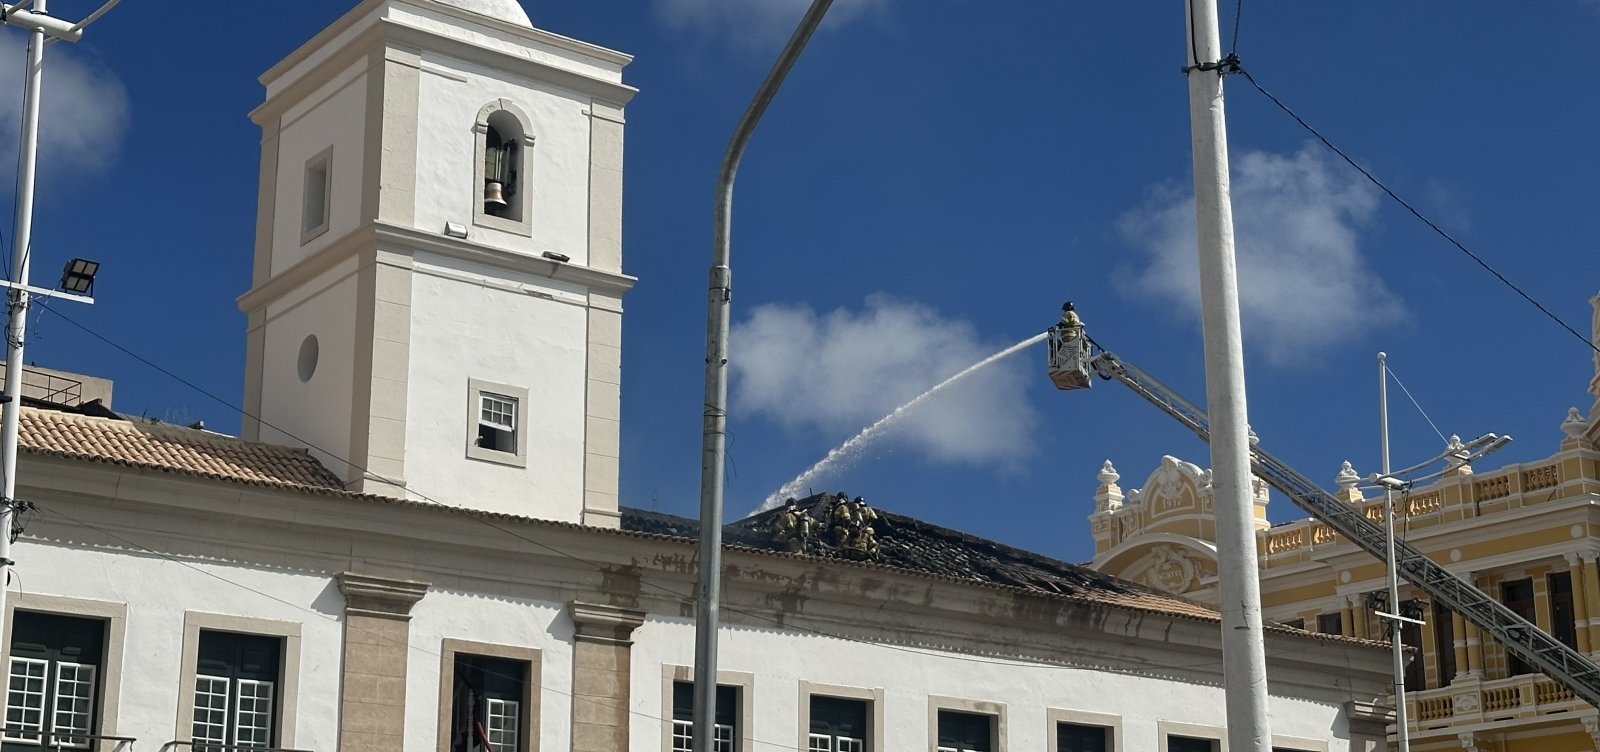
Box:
[1230,66,1599,358]
[28,301,1235,683]
[1382,362,1447,444]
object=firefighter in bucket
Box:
[1048,301,1093,390]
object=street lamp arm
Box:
[0,3,81,42]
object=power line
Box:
[1383,362,1447,444]
[1231,66,1600,357]
[29,301,1237,679]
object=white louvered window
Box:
[6,612,105,749]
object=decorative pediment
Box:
[1091,534,1220,596]
[1133,455,1211,518]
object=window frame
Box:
[299,146,333,245]
[466,379,530,467]
[1156,721,1222,752]
[436,639,540,752]
[472,100,536,238]
[798,682,882,752]
[1046,709,1120,752]
[661,665,752,752]
[175,613,301,750]
[1,596,126,750]
[928,696,1004,752]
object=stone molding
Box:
[569,601,645,645]
[339,572,429,620]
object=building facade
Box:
[0,2,1399,752]
[1090,295,1600,752]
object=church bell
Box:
[483,180,508,210]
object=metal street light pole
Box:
[0,0,115,643]
[694,2,832,751]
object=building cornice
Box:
[236,222,635,315]
[254,1,635,124]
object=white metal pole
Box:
[693,3,831,750]
[1184,1,1271,749]
[1379,352,1412,752]
[0,0,47,645]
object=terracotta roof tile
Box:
[18,407,345,491]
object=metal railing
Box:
[1,730,135,752]
[160,741,312,752]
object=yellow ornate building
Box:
[1090,295,1600,752]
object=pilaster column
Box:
[1340,598,1355,637]
[1570,554,1592,653]
[1465,573,1486,677]
[1450,609,1469,683]
[1351,596,1369,640]
[337,572,429,752]
[1583,553,1600,657]
[569,601,646,752]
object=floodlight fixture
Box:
[59,258,98,295]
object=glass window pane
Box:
[50,662,97,747]
[192,675,231,747]
[5,657,49,744]
[671,719,693,752]
[233,679,275,748]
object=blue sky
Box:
[3,1,1597,565]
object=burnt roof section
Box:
[624,492,1222,622]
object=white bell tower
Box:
[238,0,635,526]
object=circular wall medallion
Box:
[297,334,320,382]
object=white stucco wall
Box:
[10,539,345,752]
[412,52,592,263]
[631,616,1351,751]
[390,4,625,84]
[402,251,589,520]
[257,257,360,479]
[271,59,369,276]
[404,590,574,752]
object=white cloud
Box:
[732,294,1038,470]
[653,0,890,47]
[0,33,130,176]
[1116,143,1406,366]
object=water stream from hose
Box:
[753,331,1050,514]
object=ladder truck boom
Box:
[1047,327,1600,709]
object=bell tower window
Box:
[473,102,534,236]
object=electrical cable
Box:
[29,301,1238,679]
[1382,362,1447,444]
[1233,66,1600,358]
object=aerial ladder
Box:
[1046,323,1600,709]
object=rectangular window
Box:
[1056,722,1107,752]
[466,380,529,467]
[301,149,331,242]
[1168,736,1216,752]
[478,393,517,453]
[449,655,527,752]
[672,682,736,752]
[1432,601,1457,687]
[808,696,867,752]
[1280,618,1305,630]
[4,612,105,749]
[1401,613,1425,692]
[1550,572,1577,649]
[936,710,993,752]
[1316,612,1342,636]
[1501,578,1536,676]
[192,630,281,750]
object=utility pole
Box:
[1378,353,1412,752]
[0,0,115,644]
[1183,0,1272,749]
